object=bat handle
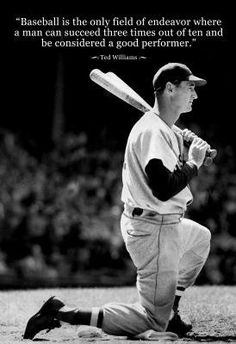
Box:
[206,148,217,159]
[204,148,217,166]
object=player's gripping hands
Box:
[187,137,210,169]
[182,129,198,143]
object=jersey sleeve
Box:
[138,128,178,172]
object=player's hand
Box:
[182,129,198,142]
[188,137,210,169]
[182,129,198,162]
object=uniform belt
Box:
[124,204,184,223]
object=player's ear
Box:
[166,81,175,93]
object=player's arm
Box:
[145,137,209,201]
[145,159,197,201]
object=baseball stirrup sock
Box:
[173,287,185,312]
[176,286,185,297]
[90,307,103,328]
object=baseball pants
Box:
[101,206,211,336]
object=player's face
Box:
[173,81,198,113]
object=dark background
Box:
[1,5,235,288]
[5,6,233,151]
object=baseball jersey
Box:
[121,111,193,214]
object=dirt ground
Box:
[0,286,235,343]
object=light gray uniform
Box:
[102,111,211,336]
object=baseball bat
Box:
[89,69,217,163]
[89,69,151,113]
[106,72,152,112]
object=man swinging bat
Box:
[23,62,212,341]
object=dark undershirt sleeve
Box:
[145,158,198,201]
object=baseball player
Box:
[23,63,211,340]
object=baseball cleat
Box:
[166,311,192,337]
[23,296,65,340]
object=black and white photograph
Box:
[2,4,235,343]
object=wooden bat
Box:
[106,71,152,112]
[89,69,217,163]
[89,69,151,113]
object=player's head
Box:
[153,62,207,94]
[153,63,207,114]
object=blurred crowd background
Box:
[0,125,235,289]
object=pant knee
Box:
[196,226,211,258]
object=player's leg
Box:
[23,214,182,339]
[167,218,211,335]
[100,214,181,336]
[177,218,211,291]
[23,296,104,339]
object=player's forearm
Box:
[145,159,198,201]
